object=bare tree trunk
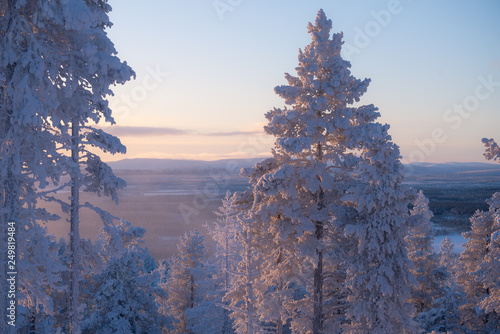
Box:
[69,120,81,334]
[313,141,324,334]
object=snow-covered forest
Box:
[0,2,499,334]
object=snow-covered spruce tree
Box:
[16,217,66,333]
[405,190,445,315]
[222,191,264,334]
[256,233,300,334]
[155,258,173,329]
[186,282,227,334]
[457,199,500,332]
[167,229,208,334]
[185,192,258,334]
[195,191,240,334]
[477,204,500,322]
[456,137,500,331]
[416,233,466,334]
[81,252,161,334]
[439,237,459,282]
[95,217,156,267]
[437,236,466,332]
[242,9,416,333]
[414,282,465,334]
[460,138,500,330]
[81,220,162,334]
[483,138,500,162]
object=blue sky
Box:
[103,0,500,163]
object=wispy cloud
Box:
[103,126,191,137]
[127,151,272,161]
[100,126,266,137]
[202,130,264,137]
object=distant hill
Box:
[404,162,500,174]
[108,158,500,182]
[107,157,265,172]
[404,162,500,182]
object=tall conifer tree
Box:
[0,1,132,332]
[243,9,417,333]
[405,191,445,315]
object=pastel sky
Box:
[101,0,500,163]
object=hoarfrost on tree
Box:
[458,197,500,331]
[242,8,417,334]
[167,229,209,333]
[405,190,446,315]
[81,220,162,334]
[0,0,133,332]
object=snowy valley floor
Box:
[41,161,500,260]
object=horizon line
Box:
[104,157,500,165]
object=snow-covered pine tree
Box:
[186,268,229,334]
[463,138,500,330]
[81,220,162,334]
[242,8,416,334]
[256,239,298,334]
[415,282,465,334]
[405,191,445,315]
[0,1,132,332]
[483,138,500,162]
[240,10,356,333]
[221,190,264,334]
[81,251,161,334]
[477,205,500,319]
[413,236,466,333]
[36,1,133,332]
[0,1,83,331]
[458,199,500,332]
[439,237,460,285]
[16,217,65,334]
[197,191,240,334]
[154,258,172,329]
[167,229,208,334]
[343,121,418,333]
